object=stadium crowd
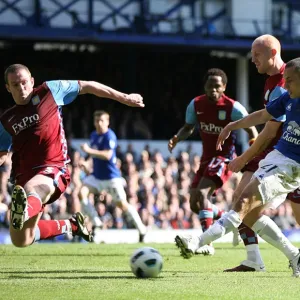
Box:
[0,142,297,234]
[0,46,298,238]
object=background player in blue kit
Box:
[80,110,147,242]
[175,57,300,277]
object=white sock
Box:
[199,210,242,246]
[245,244,264,266]
[252,215,299,261]
[125,204,147,235]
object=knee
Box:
[79,186,89,199]
[189,194,199,214]
[233,193,250,212]
[116,200,128,210]
[11,236,33,248]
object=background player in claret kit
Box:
[80,110,147,242]
[224,34,300,272]
[175,58,300,278]
[168,68,258,255]
[0,63,144,248]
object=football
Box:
[130,247,163,278]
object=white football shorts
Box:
[254,149,300,209]
[82,175,127,203]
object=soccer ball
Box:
[130,247,163,278]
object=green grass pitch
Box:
[0,243,299,300]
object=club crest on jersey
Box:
[31,95,40,105]
[218,110,226,120]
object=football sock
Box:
[34,220,72,241]
[199,209,214,232]
[124,204,147,235]
[212,204,225,220]
[239,223,264,266]
[199,210,242,246]
[26,193,43,221]
[252,215,299,261]
[81,198,103,228]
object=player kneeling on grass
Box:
[0,64,144,247]
[175,58,300,277]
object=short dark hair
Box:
[286,58,300,73]
[4,64,31,84]
[203,68,228,85]
[93,110,109,118]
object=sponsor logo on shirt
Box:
[12,114,40,135]
[200,122,223,134]
[282,121,300,145]
[286,103,292,111]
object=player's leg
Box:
[224,171,265,272]
[175,177,263,258]
[108,178,147,242]
[289,192,300,226]
[79,176,103,229]
[10,171,92,247]
[194,177,217,255]
[176,151,300,276]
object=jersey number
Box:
[208,157,224,169]
[261,164,278,173]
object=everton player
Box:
[80,110,147,242]
[175,57,300,277]
[168,68,258,255]
[0,64,144,247]
[225,35,300,272]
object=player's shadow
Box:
[8,275,139,280]
[1,269,197,274]
[2,253,125,257]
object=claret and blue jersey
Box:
[0,80,80,176]
[185,94,249,160]
[89,129,121,180]
[266,91,300,164]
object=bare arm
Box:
[229,121,281,172]
[78,81,144,107]
[217,109,272,150]
[0,151,8,166]
[243,126,258,141]
[168,123,195,153]
[81,143,113,160]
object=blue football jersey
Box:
[90,129,121,180]
[266,92,300,163]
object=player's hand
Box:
[216,124,232,151]
[228,155,248,173]
[80,143,91,153]
[168,135,178,153]
[123,94,145,107]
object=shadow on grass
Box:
[1,270,199,274]
[1,253,127,257]
[7,274,177,280]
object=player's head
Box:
[4,64,34,105]
[284,58,300,99]
[203,68,227,102]
[93,110,110,134]
[251,34,281,74]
